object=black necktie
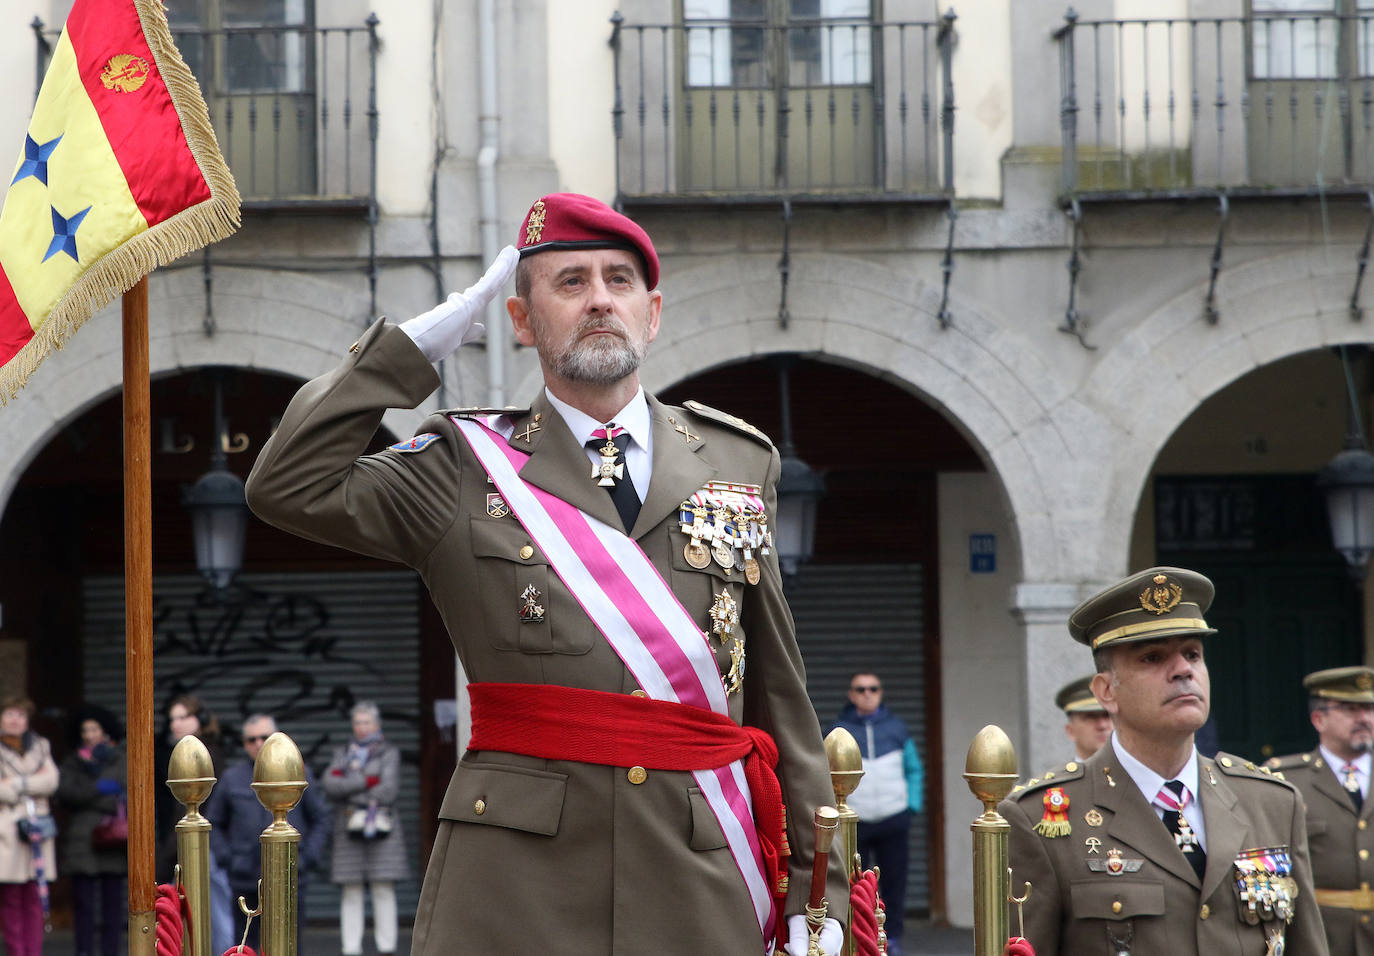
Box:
[587,429,641,533]
[1158,779,1206,880]
[1343,764,1365,813]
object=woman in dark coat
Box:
[322,702,409,956]
[55,707,126,956]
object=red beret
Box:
[516,193,660,290]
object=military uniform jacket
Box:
[1270,749,1374,956]
[999,742,1327,956]
[244,320,847,955]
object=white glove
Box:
[783,915,844,956]
[400,245,520,362]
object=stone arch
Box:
[1082,246,1372,575]
[510,249,1086,580]
[0,267,425,512]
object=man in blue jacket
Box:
[831,672,923,956]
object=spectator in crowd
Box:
[323,702,409,956]
[155,695,233,956]
[205,713,330,954]
[831,673,923,956]
[56,706,126,956]
[0,696,59,956]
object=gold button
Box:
[1111,901,1122,915]
[473,799,486,816]
[630,690,648,698]
[1200,904,1210,920]
[1361,820,1369,830]
[1220,757,1233,767]
[627,766,647,785]
[1065,762,1078,773]
[1361,848,1370,861]
[1364,915,1371,925]
[519,545,534,560]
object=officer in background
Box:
[1055,674,1112,762]
[1000,567,1326,955]
[1268,666,1374,955]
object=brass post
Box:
[824,727,864,956]
[166,735,218,956]
[252,732,307,956]
[963,725,1019,956]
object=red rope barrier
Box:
[152,883,258,956]
[1004,937,1036,956]
[848,870,883,956]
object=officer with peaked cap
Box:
[999,567,1326,955]
[1268,666,1374,955]
[1055,674,1112,762]
[245,193,847,955]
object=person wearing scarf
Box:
[0,696,59,956]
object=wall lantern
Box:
[1318,346,1374,583]
[772,358,825,579]
[181,369,248,594]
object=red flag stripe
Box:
[0,264,35,368]
[66,0,210,227]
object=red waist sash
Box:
[468,681,787,915]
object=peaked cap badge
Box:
[525,199,547,245]
[1360,673,1374,691]
[1139,573,1183,615]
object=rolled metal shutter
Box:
[81,570,423,922]
[789,563,929,915]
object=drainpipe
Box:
[477,0,504,409]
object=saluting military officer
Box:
[1056,674,1113,762]
[245,193,847,956]
[1268,666,1374,955]
[1000,567,1326,956]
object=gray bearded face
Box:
[538,313,651,385]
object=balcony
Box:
[34,16,379,211]
[1055,8,1374,201]
[611,11,955,204]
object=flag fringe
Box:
[0,0,241,405]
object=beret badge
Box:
[525,199,547,245]
[1139,573,1183,615]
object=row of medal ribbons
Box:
[678,480,771,586]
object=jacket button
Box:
[473,799,486,815]
[1200,904,1210,920]
[627,766,647,785]
[1362,820,1369,831]
[519,545,534,560]
[1111,901,1122,915]
[630,690,648,698]
[1362,849,1370,861]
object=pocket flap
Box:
[1069,878,1166,920]
[441,761,567,836]
[689,787,728,851]
[470,516,547,564]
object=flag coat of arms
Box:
[0,0,240,402]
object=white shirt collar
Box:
[1112,730,1201,805]
[1319,745,1372,779]
[544,386,651,451]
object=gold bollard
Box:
[824,727,864,956]
[963,725,1019,956]
[167,735,218,956]
[252,732,307,956]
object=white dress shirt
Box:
[1320,745,1371,800]
[545,386,652,503]
[1113,731,1208,851]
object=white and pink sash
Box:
[452,416,775,944]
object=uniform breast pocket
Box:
[1068,878,1166,921]
[469,517,592,655]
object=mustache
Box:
[575,317,629,338]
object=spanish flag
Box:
[0,0,240,402]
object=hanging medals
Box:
[676,482,771,584]
[682,504,712,568]
[592,434,623,487]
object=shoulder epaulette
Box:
[1011,760,1086,797]
[682,400,774,447]
[1215,752,1294,786]
[444,405,529,419]
[1264,751,1316,773]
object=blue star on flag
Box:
[11,133,62,187]
[43,204,93,263]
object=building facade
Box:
[0,0,1370,927]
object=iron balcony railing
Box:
[611,11,955,202]
[1056,8,1374,199]
[34,16,379,207]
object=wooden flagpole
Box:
[122,274,157,956]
